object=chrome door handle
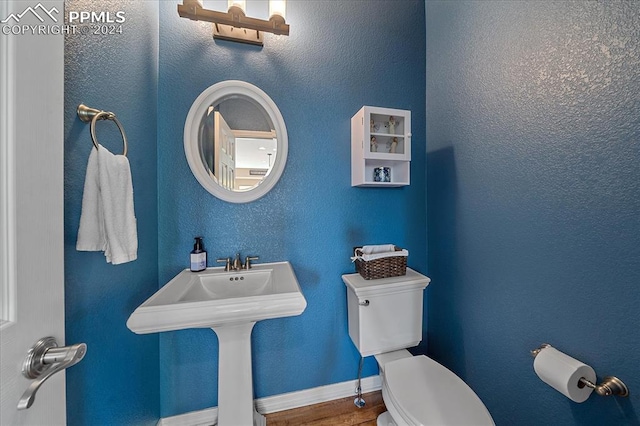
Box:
[17,336,87,410]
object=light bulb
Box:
[269,0,286,20]
[228,0,246,13]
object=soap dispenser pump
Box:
[190,237,207,272]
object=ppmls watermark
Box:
[1,2,126,36]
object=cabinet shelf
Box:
[351,106,411,187]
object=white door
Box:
[214,111,237,190]
[0,0,67,424]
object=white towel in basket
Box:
[361,244,396,254]
[351,245,408,262]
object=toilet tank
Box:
[342,268,430,357]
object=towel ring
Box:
[77,104,128,156]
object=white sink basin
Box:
[126,261,307,334]
[181,269,274,301]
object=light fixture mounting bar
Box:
[178,3,290,46]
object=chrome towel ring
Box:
[77,104,128,156]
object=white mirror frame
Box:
[184,80,288,203]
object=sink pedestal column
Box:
[211,322,265,426]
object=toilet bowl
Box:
[375,351,494,426]
[342,269,494,426]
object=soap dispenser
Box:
[190,237,207,272]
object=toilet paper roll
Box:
[533,346,596,403]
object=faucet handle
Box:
[216,257,232,271]
[243,256,259,270]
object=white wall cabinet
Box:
[351,106,411,187]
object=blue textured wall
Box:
[64,1,159,424]
[158,0,426,417]
[426,2,640,425]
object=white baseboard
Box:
[158,375,382,426]
[255,374,382,414]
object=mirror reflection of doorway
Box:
[201,100,277,192]
[203,109,277,191]
[214,111,236,190]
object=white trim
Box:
[0,0,17,329]
[157,375,382,426]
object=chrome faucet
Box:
[233,253,242,271]
[216,253,259,271]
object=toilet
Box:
[342,268,494,426]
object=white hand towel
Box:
[76,148,106,252]
[77,145,137,264]
[361,244,396,255]
[351,245,409,262]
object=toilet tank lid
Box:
[384,355,494,426]
[341,268,430,297]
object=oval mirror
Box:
[184,81,288,203]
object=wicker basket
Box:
[354,246,407,280]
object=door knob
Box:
[17,336,87,410]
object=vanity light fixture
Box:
[178,0,289,46]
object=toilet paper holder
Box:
[531,343,629,397]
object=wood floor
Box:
[265,391,386,426]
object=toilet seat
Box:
[383,355,494,426]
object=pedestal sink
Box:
[127,261,307,426]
